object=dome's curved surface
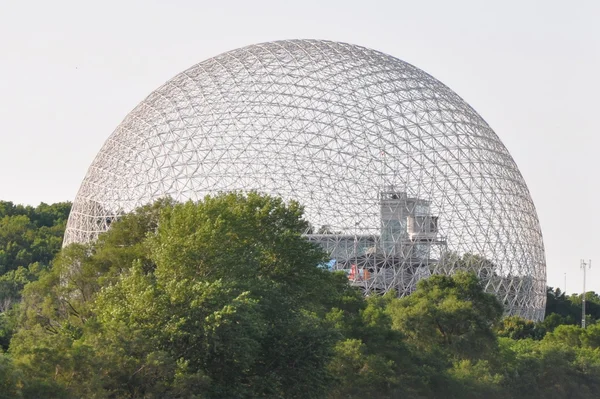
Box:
[65,40,546,320]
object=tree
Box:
[497,315,542,340]
[326,293,434,398]
[9,193,355,398]
[497,337,600,399]
[0,201,71,275]
[0,201,71,324]
[387,272,504,360]
[9,195,600,398]
[0,351,22,399]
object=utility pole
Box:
[581,259,592,328]
[564,272,567,294]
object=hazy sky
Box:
[1,0,598,293]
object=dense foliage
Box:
[1,195,600,398]
[0,201,71,274]
[0,201,71,349]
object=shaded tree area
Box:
[0,201,71,274]
[491,288,600,343]
[0,201,71,350]
[1,195,600,398]
[544,287,600,327]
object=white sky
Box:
[0,0,598,293]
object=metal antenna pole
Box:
[582,259,591,328]
[564,272,567,294]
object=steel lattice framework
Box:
[64,40,546,320]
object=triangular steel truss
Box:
[64,40,546,321]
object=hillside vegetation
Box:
[0,194,599,398]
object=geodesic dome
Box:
[64,39,546,320]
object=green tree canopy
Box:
[387,272,504,360]
[0,201,71,350]
[8,194,356,398]
[4,196,600,398]
[0,201,71,274]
